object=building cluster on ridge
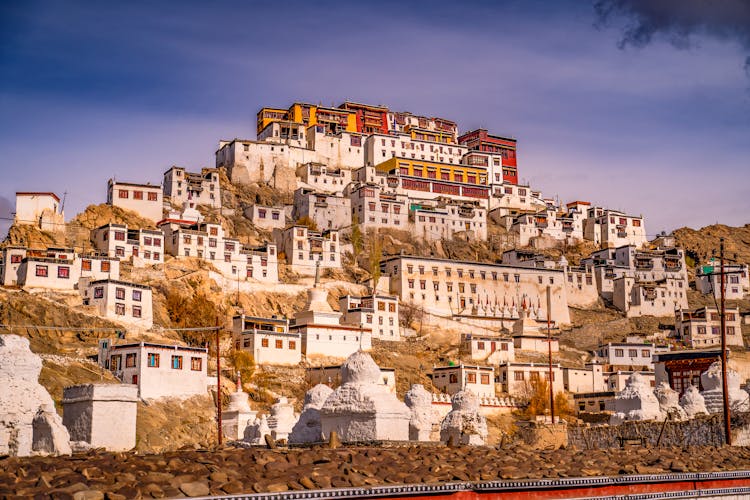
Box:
[2,98,749,422]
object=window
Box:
[191,357,202,371]
[261,338,269,348]
[642,349,650,357]
[147,192,158,201]
[10,254,22,264]
[133,191,143,200]
[35,265,48,277]
[480,374,490,384]
[101,261,110,273]
[114,231,125,241]
[171,355,183,369]
[125,353,136,368]
[58,266,70,279]
[147,353,159,367]
[115,303,126,315]
[629,349,638,358]
[275,339,283,349]
[449,374,458,383]
[132,306,142,318]
[467,373,476,383]
[94,286,104,299]
[118,190,128,199]
[514,372,524,381]
[615,349,624,357]
[289,341,296,350]
[116,287,126,300]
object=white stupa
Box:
[405,384,439,441]
[439,390,488,445]
[222,372,257,441]
[609,372,662,424]
[654,381,686,420]
[700,361,750,413]
[319,351,410,442]
[289,384,334,444]
[680,385,708,418]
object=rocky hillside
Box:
[674,223,750,271]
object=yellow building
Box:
[374,157,487,185]
[256,102,357,136]
[406,125,455,144]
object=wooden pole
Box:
[720,238,731,445]
[216,316,223,446]
[547,285,555,424]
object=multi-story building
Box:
[244,204,287,231]
[674,307,744,348]
[273,225,341,276]
[159,219,278,283]
[339,293,400,340]
[348,183,408,231]
[583,207,648,249]
[488,182,547,215]
[512,205,586,248]
[339,101,390,134]
[163,166,221,209]
[258,102,358,136]
[1,247,119,289]
[387,111,458,142]
[291,286,371,359]
[458,129,518,184]
[593,336,668,369]
[381,255,571,326]
[497,362,564,396]
[0,246,29,286]
[373,157,490,202]
[613,275,688,317]
[562,363,607,394]
[295,162,351,195]
[97,339,207,399]
[429,364,496,398]
[91,223,164,267]
[107,180,164,223]
[81,279,153,329]
[410,199,487,242]
[14,192,65,232]
[459,334,515,363]
[364,133,467,167]
[231,315,300,365]
[292,188,351,231]
[695,261,749,299]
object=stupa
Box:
[222,372,256,441]
[700,361,750,413]
[266,396,298,442]
[609,372,662,424]
[319,351,410,442]
[680,385,708,418]
[654,381,686,420]
[405,384,439,441]
[439,390,488,445]
[289,384,334,444]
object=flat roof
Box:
[109,180,161,190]
[16,192,61,202]
[88,279,151,290]
[382,254,565,274]
[653,349,723,362]
[111,342,207,353]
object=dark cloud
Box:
[595,0,750,71]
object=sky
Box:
[1,0,749,240]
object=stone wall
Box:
[568,414,750,449]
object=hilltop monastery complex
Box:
[2,99,748,418]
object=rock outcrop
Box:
[439,390,488,445]
[0,335,71,456]
[320,351,410,442]
[289,384,333,444]
[609,373,662,424]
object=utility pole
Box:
[720,238,731,445]
[216,316,223,446]
[547,285,555,424]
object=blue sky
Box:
[1,0,749,239]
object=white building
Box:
[696,261,749,299]
[232,315,300,365]
[307,365,396,393]
[339,293,400,340]
[97,339,207,399]
[381,255,571,326]
[292,188,351,231]
[1,247,119,290]
[273,226,341,276]
[488,182,547,216]
[511,205,586,248]
[163,166,221,209]
[497,362,564,397]
[459,334,515,363]
[244,204,287,231]
[430,364,496,398]
[295,162,351,195]
[563,363,607,394]
[107,180,164,223]
[14,192,65,232]
[159,219,279,283]
[364,132,466,167]
[593,336,668,369]
[348,184,408,232]
[291,285,371,359]
[583,207,648,249]
[410,199,487,242]
[81,279,153,329]
[674,307,744,348]
[613,275,688,317]
[91,223,164,267]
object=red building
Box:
[458,129,518,184]
[339,102,390,135]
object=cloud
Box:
[594,0,750,71]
